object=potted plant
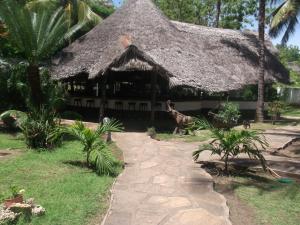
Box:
[3,186,25,208]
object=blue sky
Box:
[112,0,299,47]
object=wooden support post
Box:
[99,76,107,123]
[70,81,74,93]
[150,73,157,125]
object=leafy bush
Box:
[68,120,123,176]
[147,127,157,139]
[268,101,285,122]
[217,102,240,125]
[0,107,64,149]
[210,102,240,128]
[185,117,208,135]
[192,120,268,173]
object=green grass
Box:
[235,121,297,132]
[0,133,117,225]
[0,132,26,149]
[157,130,212,142]
[282,105,300,117]
[232,175,300,225]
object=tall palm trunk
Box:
[215,0,221,28]
[27,64,43,106]
[256,0,266,122]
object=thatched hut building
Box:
[51,0,289,123]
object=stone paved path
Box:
[103,133,231,225]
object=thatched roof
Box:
[51,0,289,92]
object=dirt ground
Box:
[213,176,258,225]
[0,149,21,160]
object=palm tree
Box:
[68,120,123,175]
[269,0,300,45]
[27,0,103,31]
[192,120,268,173]
[256,0,266,122]
[215,0,222,28]
[0,0,80,106]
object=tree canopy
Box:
[154,0,258,29]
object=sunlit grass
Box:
[0,133,119,225]
[157,130,212,142]
[233,175,300,225]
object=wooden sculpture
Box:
[166,100,194,134]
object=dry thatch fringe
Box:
[51,0,289,92]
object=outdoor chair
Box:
[128,102,136,111]
[139,103,148,111]
[86,99,95,108]
[74,98,82,107]
[155,102,162,111]
[115,101,124,111]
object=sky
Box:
[112,0,299,47]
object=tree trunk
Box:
[215,0,221,28]
[27,64,43,107]
[256,0,266,122]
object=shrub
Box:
[0,107,64,149]
[68,119,123,176]
[217,102,241,125]
[192,120,268,173]
[147,127,157,139]
[268,101,285,122]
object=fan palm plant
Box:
[68,120,123,176]
[269,0,300,45]
[27,0,103,31]
[192,120,268,173]
[0,0,81,106]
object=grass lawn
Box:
[0,132,120,225]
[157,130,212,142]
[235,121,298,132]
[282,105,300,117]
[216,174,300,225]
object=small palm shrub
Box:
[185,116,208,135]
[68,120,123,176]
[193,120,268,173]
[1,107,64,149]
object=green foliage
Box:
[277,44,300,64]
[268,100,286,120]
[0,137,115,225]
[193,121,268,173]
[1,107,65,149]
[68,120,123,176]
[0,110,28,129]
[147,127,157,138]
[154,0,258,29]
[0,62,28,111]
[215,102,241,126]
[0,1,80,63]
[269,0,300,44]
[186,116,209,135]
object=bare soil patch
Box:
[0,149,22,160]
[214,176,258,225]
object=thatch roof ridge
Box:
[51,0,289,92]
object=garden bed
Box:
[0,132,121,225]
